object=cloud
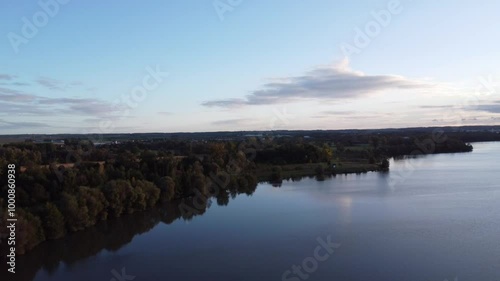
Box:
[419,105,455,109]
[10,82,30,86]
[0,74,17,80]
[202,59,434,108]
[0,73,30,86]
[0,102,51,116]
[0,75,125,133]
[321,110,358,115]
[38,97,122,116]
[468,102,500,114]
[69,101,117,115]
[0,74,118,119]
[0,74,29,86]
[311,110,358,119]
[36,77,85,91]
[0,119,51,130]
[0,87,38,102]
[212,118,252,126]
[0,86,119,117]
[36,77,65,90]
[158,111,173,116]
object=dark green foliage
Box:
[256,143,327,164]
[59,192,90,232]
[315,165,325,176]
[42,202,65,240]
[270,166,282,183]
[132,180,160,210]
[16,209,45,255]
[78,186,108,223]
[157,176,176,202]
[380,159,390,170]
[0,130,480,255]
[102,180,134,217]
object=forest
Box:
[0,130,476,255]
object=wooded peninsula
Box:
[1,126,498,255]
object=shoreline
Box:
[255,162,383,183]
[255,148,477,183]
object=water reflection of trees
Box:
[8,183,256,281]
[269,174,340,187]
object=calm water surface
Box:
[17,142,500,281]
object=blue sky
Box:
[1,0,499,134]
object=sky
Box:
[1,0,499,134]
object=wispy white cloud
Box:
[158,111,173,116]
[0,119,51,130]
[212,118,253,126]
[0,74,30,86]
[0,76,117,118]
[319,110,358,116]
[0,87,38,102]
[202,59,435,108]
[36,76,85,91]
[0,74,17,80]
[36,77,65,90]
[419,105,456,109]
[467,101,500,114]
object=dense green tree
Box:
[133,180,160,209]
[102,180,134,217]
[157,176,176,202]
[29,183,50,204]
[16,209,45,254]
[270,166,282,183]
[190,162,207,195]
[78,186,108,223]
[59,192,90,231]
[42,202,65,239]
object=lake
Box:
[12,142,500,281]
